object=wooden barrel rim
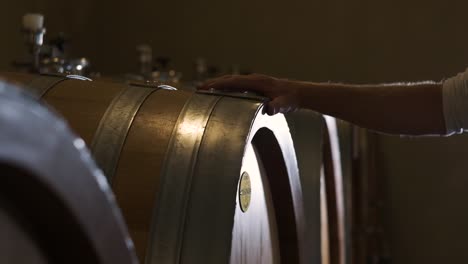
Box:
[250,127,300,263]
[322,116,346,264]
[285,110,325,264]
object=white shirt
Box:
[443,68,468,135]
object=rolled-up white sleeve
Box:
[443,68,468,135]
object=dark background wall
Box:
[376,134,468,263]
[2,0,468,81]
[2,1,468,263]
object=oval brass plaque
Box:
[239,172,251,213]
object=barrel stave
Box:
[112,89,191,260]
[45,79,124,143]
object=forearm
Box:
[288,80,446,135]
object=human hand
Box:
[198,74,300,115]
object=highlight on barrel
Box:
[0,72,327,263]
[321,116,347,264]
[285,112,349,264]
[0,80,138,264]
[284,110,324,264]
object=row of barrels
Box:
[0,73,349,264]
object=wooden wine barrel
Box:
[1,72,323,264]
[0,81,138,264]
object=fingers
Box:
[266,96,299,116]
[211,76,254,92]
[197,75,238,91]
[267,97,289,115]
[197,74,299,116]
[197,74,273,95]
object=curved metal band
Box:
[145,93,222,264]
[27,75,68,99]
[26,74,92,99]
[90,86,158,184]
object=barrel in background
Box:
[0,80,137,264]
